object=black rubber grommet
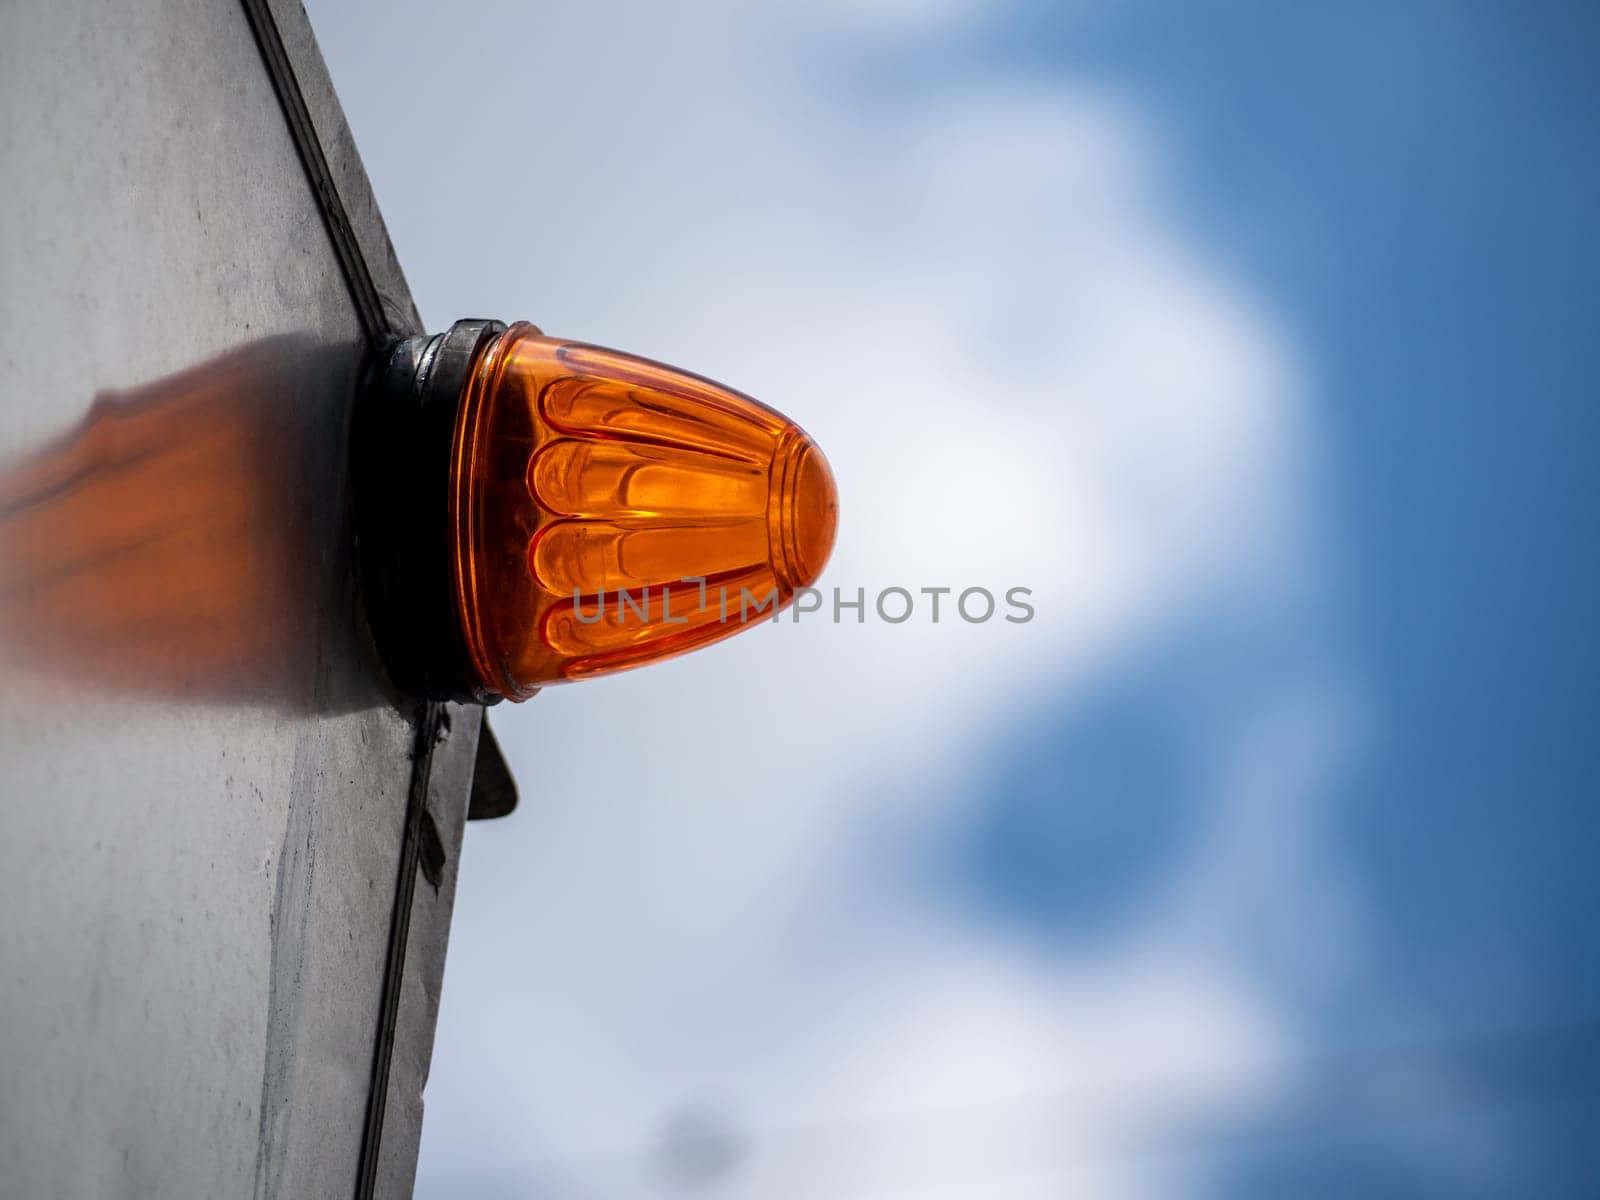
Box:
[354,319,507,703]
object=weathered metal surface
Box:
[373,701,483,1199]
[0,1,477,1195]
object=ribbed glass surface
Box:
[450,324,837,698]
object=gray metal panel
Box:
[0,1,476,1195]
[375,701,483,1200]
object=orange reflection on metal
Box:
[449,324,837,698]
[0,341,350,709]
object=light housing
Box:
[356,320,837,703]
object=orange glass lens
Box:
[449,324,838,698]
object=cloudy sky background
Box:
[307,2,1600,1195]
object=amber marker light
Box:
[355,320,838,703]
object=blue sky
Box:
[951,0,1600,1039]
[307,2,1600,1194]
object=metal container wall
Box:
[0,1,478,1195]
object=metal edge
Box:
[235,5,469,1197]
[255,0,425,340]
[373,701,484,1198]
[354,701,442,1200]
